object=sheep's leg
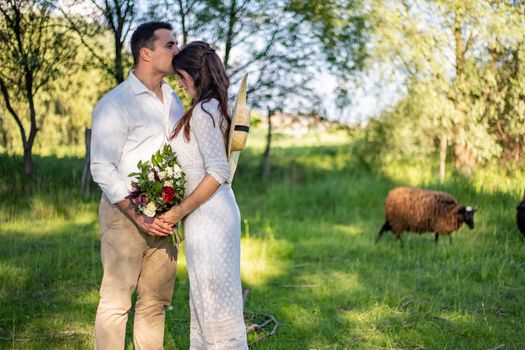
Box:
[397,235,404,248]
[434,233,439,244]
[376,221,391,243]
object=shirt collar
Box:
[128,70,173,96]
[128,71,149,95]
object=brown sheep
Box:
[376,187,476,245]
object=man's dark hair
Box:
[130,22,173,66]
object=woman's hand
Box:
[160,175,220,225]
[135,215,173,236]
[160,205,185,225]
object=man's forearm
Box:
[116,199,139,223]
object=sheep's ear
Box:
[458,206,466,214]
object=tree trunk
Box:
[25,65,39,177]
[454,143,475,176]
[223,0,237,68]
[178,0,188,45]
[0,115,9,146]
[263,108,273,180]
[23,145,33,176]
[115,39,124,84]
[82,127,92,197]
[454,11,465,83]
[452,8,476,176]
[439,135,447,183]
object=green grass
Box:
[1,127,524,349]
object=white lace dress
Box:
[170,99,248,349]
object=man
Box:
[90,22,184,349]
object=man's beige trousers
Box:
[95,195,178,350]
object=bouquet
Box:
[126,144,186,244]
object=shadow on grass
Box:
[0,216,192,350]
[233,145,525,349]
[0,221,99,350]
[1,144,525,349]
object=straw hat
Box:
[227,73,249,183]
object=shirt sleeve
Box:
[191,102,231,184]
[90,99,130,204]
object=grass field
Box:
[1,127,524,349]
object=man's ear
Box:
[139,47,152,63]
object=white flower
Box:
[158,171,166,180]
[166,167,174,177]
[164,180,173,187]
[143,202,157,217]
[173,164,182,173]
[147,171,155,182]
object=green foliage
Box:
[287,0,368,73]
[361,0,525,172]
[357,79,502,167]
[0,53,111,153]
[287,0,368,108]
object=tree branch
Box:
[0,76,27,146]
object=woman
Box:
[161,41,248,349]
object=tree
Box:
[141,0,204,46]
[144,0,368,119]
[477,1,525,163]
[190,0,367,176]
[287,0,368,107]
[60,0,136,84]
[361,0,525,178]
[0,0,78,175]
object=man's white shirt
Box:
[91,71,185,204]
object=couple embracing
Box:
[90,21,248,350]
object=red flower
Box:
[162,186,175,204]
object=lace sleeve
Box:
[191,101,231,184]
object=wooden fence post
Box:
[81,127,92,197]
[263,108,273,180]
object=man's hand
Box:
[135,215,174,237]
[116,198,173,237]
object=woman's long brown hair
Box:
[171,41,231,143]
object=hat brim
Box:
[228,151,241,183]
[228,73,249,157]
[227,73,249,182]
